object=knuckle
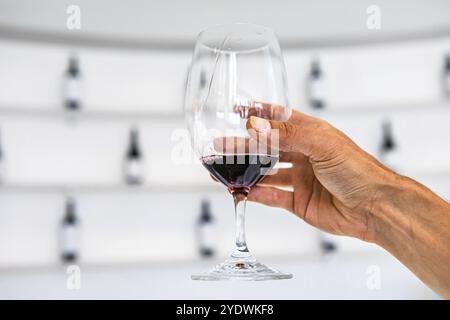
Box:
[284,122,298,138]
[274,121,302,153]
[316,119,332,131]
[279,122,297,145]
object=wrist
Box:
[369,170,415,246]
[369,169,447,247]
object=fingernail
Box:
[249,116,271,134]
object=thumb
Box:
[246,116,318,156]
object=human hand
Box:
[245,103,395,242]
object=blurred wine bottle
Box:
[63,53,83,113]
[199,69,207,89]
[380,119,400,172]
[319,231,338,255]
[196,199,215,258]
[308,58,326,110]
[60,197,80,264]
[124,127,144,185]
[443,55,450,98]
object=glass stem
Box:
[231,191,251,259]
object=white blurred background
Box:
[0,0,449,299]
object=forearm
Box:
[372,172,450,298]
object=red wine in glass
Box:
[201,154,278,194]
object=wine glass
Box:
[185,23,292,280]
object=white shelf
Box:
[310,100,450,116]
[1,99,449,123]
[0,183,223,194]
[0,106,185,122]
[1,24,450,50]
[0,168,448,195]
[0,252,315,273]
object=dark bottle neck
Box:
[382,121,396,151]
[200,201,212,223]
[64,199,77,224]
[200,70,207,88]
[311,61,322,78]
[128,129,141,158]
[68,57,80,77]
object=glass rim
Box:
[196,22,277,54]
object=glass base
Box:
[191,255,292,281]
